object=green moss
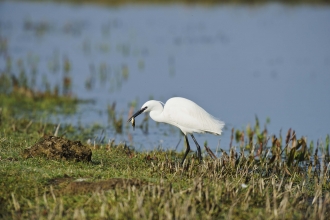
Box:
[1,115,329,219]
[0,93,79,117]
[0,79,329,219]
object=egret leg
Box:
[181,135,191,165]
[191,134,202,163]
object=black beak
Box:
[127,106,147,122]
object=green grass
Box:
[1,109,329,219]
[0,76,329,219]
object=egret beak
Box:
[127,106,147,123]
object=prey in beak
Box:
[130,117,135,130]
[127,106,147,130]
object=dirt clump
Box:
[23,136,92,162]
[47,175,74,188]
[61,178,147,194]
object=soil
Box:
[47,175,147,195]
[23,135,92,162]
[61,178,147,194]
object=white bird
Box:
[127,97,225,164]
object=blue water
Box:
[1,2,330,153]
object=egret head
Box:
[127,106,147,123]
[127,100,163,123]
[141,100,164,112]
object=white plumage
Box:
[128,97,225,164]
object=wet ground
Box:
[23,136,92,162]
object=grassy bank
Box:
[1,88,329,219]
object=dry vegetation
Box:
[1,103,329,219]
[0,70,330,219]
[1,0,330,218]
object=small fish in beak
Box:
[127,106,148,131]
[131,117,135,130]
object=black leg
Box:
[191,134,202,163]
[181,135,191,165]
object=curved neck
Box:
[149,109,164,123]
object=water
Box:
[1,2,330,152]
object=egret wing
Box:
[163,98,224,135]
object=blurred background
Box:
[0,0,329,152]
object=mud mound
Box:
[62,178,147,194]
[48,175,74,188]
[23,136,92,162]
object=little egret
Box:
[127,97,225,164]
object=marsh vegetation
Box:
[1,1,330,219]
[0,75,329,218]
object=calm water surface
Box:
[1,2,330,152]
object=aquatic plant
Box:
[107,102,123,134]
